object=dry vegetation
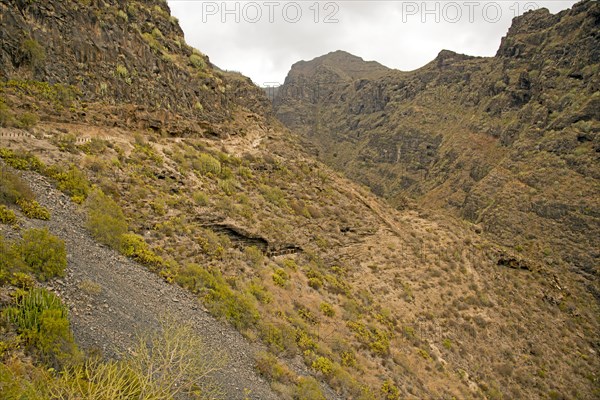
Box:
[0,0,598,399]
[1,119,597,398]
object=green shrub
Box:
[175,264,259,329]
[4,80,76,109]
[294,376,326,400]
[193,153,221,176]
[3,288,78,367]
[247,280,273,304]
[319,302,335,317]
[16,199,50,220]
[258,321,297,355]
[340,350,356,367]
[260,185,288,209]
[21,39,46,68]
[142,32,163,52]
[0,101,15,127]
[442,338,452,350]
[120,233,164,268]
[0,168,34,205]
[324,273,351,295]
[306,269,323,290]
[46,163,90,203]
[192,190,209,206]
[189,54,206,70]
[0,358,49,399]
[0,148,45,172]
[282,258,298,271]
[115,64,128,78]
[117,9,128,21]
[297,306,318,325]
[0,235,27,284]
[218,178,237,196]
[380,379,401,400]
[10,271,36,289]
[272,268,289,287]
[244,245,264,268]
[295,328,317,351]
[85,188,127,249]
[0,205,17,224]
[17,228,66,280]
[54,134,78,153]
[347,321,390,356]
[255,351,296,384]
[17,112,39,129]
[308,277,323,290]
[197,228,229,259]
[312,356,334,375]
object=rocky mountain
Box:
[273,0,600,286]
[1,0,599,399]
[0,0,270,135]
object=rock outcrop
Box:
[0,0,271,135]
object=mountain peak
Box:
[286,50,390,82]
[431,49,476,67]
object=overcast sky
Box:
[167,1,579,86]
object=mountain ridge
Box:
[273,0,600,282]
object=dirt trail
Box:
[9,170,280,400]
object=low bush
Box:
[192,190,209,206]
[0,101,15,127]
[255,351,296,384]
[319,302,335,317]
[218,178,237,196]
[260,185,288,209]
[120,233,164,268]
[193,153,221,176]
[17,112,39,129]
[272,268,289,287]
[16,199,50,220]
[244,245,264,268]
[0,205,17,224]
[0,168,34,205]
[45,163,90,203]
[295,376,326,400]
[312,356,334,375]
[189,54,206,70]
[3,288,79,368]
[175,264,259,329]
[347,321,390,356]
[0,234,27,284]
[247,281,273,304]
[0,148,45,172]
[380,379,401,400]
[197,228,230,259]
[85,188,127,249]
[0,357,50,399]
[17,228,66,280]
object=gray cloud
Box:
[168,1,578,86]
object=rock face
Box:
[274,0,600,279]
[0,0,271,135]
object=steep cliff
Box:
[0,0,271,135]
